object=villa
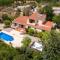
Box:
[11,12,53,32]
[0,3,55,51]
[0,12,53,48]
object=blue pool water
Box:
[0,32,14,41]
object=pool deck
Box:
[1,28,41,48]
[1,29,25,47]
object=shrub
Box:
[4,20,11,28]
[37,32,43,38]
[22,37,31,47]
[28,28,35,36]
[52,15,60,24]
[2,14,13,22]
[2,14,14,28]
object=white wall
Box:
[38,20,43,26]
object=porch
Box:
[11,23,26,33]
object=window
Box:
[29,19,35,23]
[21,25,24,28]
[19,24,24,28]
[42,21,46,25]
[14,23,17,26]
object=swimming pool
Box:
[0,32,14,41]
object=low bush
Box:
[22,37,31,47]
[27,28,35,36]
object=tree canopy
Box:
[22,37,31,47]
[0,40,43,60]
[52,15,60,24]
[40,5,54,20]
[0,0,14,6]
[36,0,60,3]
[43,30,60,60]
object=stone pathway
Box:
[0,23,4,30]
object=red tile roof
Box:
[43,21,53,31]
[28,21,53,31]
[14,15,53,31]
[29,12,46,21]
[14,16,29,25]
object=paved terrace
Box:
[1,28,41,48]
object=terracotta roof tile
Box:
[28,21,53,31]
[29,12,46,21]
[14,15,53,31]
[14,16,29,25]
[43,21,53,31]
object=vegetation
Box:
[23,8,30,16]
[0,40,18,60]
[22,37,31,47]
[52,15,60,24]
[29,30,60,60]
[15,8,21,18]
[35,31,51,44]
[2,14,14,28]
[0,0,14,6]
[27,28,35,36]
[16,47,43,60]
[36,0,60,3]
[40,5,54,20]
[0,0,59,6]
[41,31,50,44]
[2,14,13,22]
[43,30,60,60]
[0,30,60,60]
[0,40,42,60]
[4,20,11,28]
[36,32,43,38]
[0,0,60,60]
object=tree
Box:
[36,0,42,3]
[43,30,60,60]
[0,0,14,6]
[41,31,50,44]
[52,15,60,24]
[28,28,35,36]
[23,7,31,16]
[0,40,18,60]
[36,32,43,38]
[32,50,43,60]
[36,31,50,44]
[0,40,43,60]
[4,20,11,28]
[15,8,21,18]
[2,14,11,21]
[16,47,43,60]
[22,37,31,47]
[2,14,14,28]
[2,14,14,22]
[41,5,54,20]
[13,54,29,60]
[36,0,59,3]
